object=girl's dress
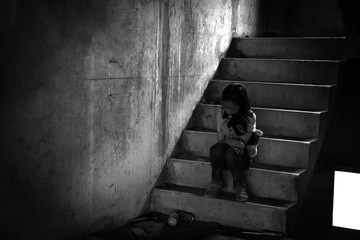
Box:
[216,107,262,159]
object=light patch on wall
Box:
[218,35,229,54]
[333,171,360,231]
[236,0,260,36]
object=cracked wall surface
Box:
[0,0,252,239]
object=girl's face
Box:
[223,101,240,115]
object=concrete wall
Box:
[0,0,258,239]
[319,59,360,171]
[318,1,360,170]
[289,0,343,36]
[239,0,344,37]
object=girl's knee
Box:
[210,143,227,156]
[227,148,251,170]
[225,147,239,162]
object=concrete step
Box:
[164,157,306,201]
[218,58,341,85]
[228,37,347,60]
[204,80,335,111]
[188,104,326,139]
[151,184,296,233]
[205,235,295,240]
[177,130,318,169]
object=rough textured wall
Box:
[235,0,261,36]
[162,0,238,163]
[1,1,160,239]
[0,0,252,239]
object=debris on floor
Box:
[86,211,288,240]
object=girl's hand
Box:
[224,138,245,150]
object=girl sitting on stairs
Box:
[204,83,263,202]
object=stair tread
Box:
[169,156,307,176]
[183,129,318,143]
[223,57,341,63]
[211,79,336,88]
[234,36,346,40]
[199,103,327,114]
[154,184,296,210]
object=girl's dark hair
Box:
[222,84,252,135]
[222,83,251,116]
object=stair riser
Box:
[204,80,334,111]
[258,137,318,169]
[229,38,347,60]
[179,131,315,169]
[151,189,293,233]
[219,59,339,85]
[189,104,324,139]
[166,159,300,201]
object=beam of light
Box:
[333,171,360,231]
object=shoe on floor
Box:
[234,182,249,202]
[204,182,224,198]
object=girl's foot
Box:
[204,182,224,198]
[234,182,249,202]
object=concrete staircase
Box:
[150,37,347,235]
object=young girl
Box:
[204,83,262,201]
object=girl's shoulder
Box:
[247,109,256,130]
[217,107,225,116]
[248,109,256,118]
[216,107,224,120]
[247,109,256,122]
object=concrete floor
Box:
[97,218,284,240]
[87,164,360,240]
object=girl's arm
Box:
[219,131,245,150]
[217,131,225,142]
[238,131,252,145]
[216,109,226,143]
[237,111,256,144]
